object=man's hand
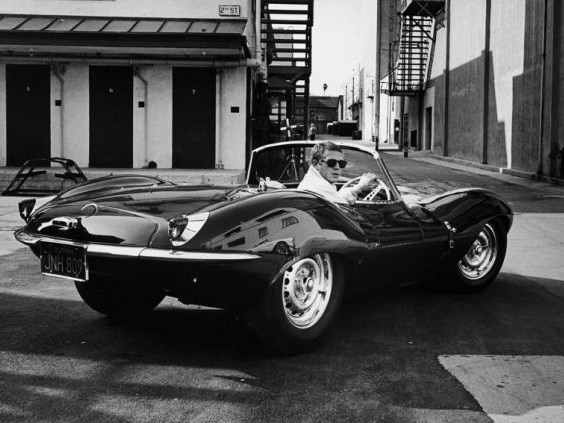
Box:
[355,173,377,193]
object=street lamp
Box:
[323,83,327,96]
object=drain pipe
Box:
[444,0,451,157]
[216,69,223,170]
[50,64,66,157]
[134,66,149,166]
[537,0,548,175]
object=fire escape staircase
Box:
[387,0,445,96]
[261,0,314,132]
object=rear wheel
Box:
[449,220,507,293]
[249,253,344,355]
[75,276,165,318]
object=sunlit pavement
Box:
[440,355,564,423]
[0,195,28,256]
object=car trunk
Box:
[28,203,161,246]
[29,186,242,247]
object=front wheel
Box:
[249,253,344,355]
[448,220,507,293]
[75,276,165,318]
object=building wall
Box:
[52,64,90,165]
[133,65,172,168]
[487,1,524,168]
[0,0,257,54]
[359,0,377,141]
[341,68,376,140]
[446,0,487,162]
[552,0,564,177]
[423,86,435,150]
[338,0,378,141]
[362,72,376,140]
[428,19,447,153]
[0,64,5,166]
[507,0,544,172]
[219,67,247,169]
[0,0,248,19]
[0,62,248,169]
[378,82,391,144]
[0,0,258,170]
[418,0,548,174]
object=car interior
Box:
[244,145,396,203]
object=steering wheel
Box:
[341,176,392,202]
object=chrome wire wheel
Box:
[282,253,333,329]
[457,223,498,282]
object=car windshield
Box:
[1,158,87,197]
[248,144,382,186]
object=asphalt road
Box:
[1,153,563,423]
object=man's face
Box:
[316,150,345,184]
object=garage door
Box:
[173,68,216,169]
[89,66,133,168]
[6,64,51,167]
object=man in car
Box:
[298,141,376,205]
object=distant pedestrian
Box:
[308,123,317,141]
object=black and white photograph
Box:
[1,0,563,422]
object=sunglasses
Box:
[320,159,347,169]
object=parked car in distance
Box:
[15,141,513,355]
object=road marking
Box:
[439,355,564,423]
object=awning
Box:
[0,14,251,61]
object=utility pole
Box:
[344,84,348,120]
[352,76,355,120]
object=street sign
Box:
[219,5,241,16]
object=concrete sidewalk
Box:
[321,134,564,191]
[405,149,564,187]
[383,149,564,194]
[0,195,29,256]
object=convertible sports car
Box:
[15,141,513,354]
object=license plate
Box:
[41,242,87,281]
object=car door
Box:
[354,200,448,286]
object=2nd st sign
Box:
[219,5,241,16]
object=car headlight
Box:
[168,212,209,246]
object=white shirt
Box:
[297,166,358,205]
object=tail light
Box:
[18,199,36,223]
[168,212,209,246]
[168,217,188,240]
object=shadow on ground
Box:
[1,248,563,423]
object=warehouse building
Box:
[349,0,563,180]
[0,0,264,181]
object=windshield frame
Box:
[246,141,402,204]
